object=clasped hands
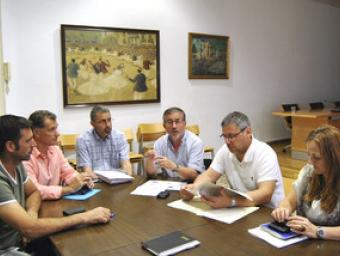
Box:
[145,150,177,170]
[68,173,94,193]
[180,184,233,208]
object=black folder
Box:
[141,231,200,256]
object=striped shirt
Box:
[76,129,129,171]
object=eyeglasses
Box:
[164,119,184,126]
[220,127,247,141]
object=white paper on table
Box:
[130,180,187,196]
[248,227,308,248]
[167,199,259,224]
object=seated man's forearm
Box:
[242,181,276,207]
[25,190,41,217]
[193,168,220,187]
[145,158,157,175]
[175,166,199,180]
[121,160,132,175]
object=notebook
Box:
[94,170,134,184]
[63,188,101,200]
[248,226,308,248]
[260,223,299,240]
[142,231,200,256]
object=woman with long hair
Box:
[272,125,340,240]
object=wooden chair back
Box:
[58,134,78,168]
[136,123,165,153]
[58,134,78,151]
[186,124,200,135]
[186,124,214,159]
[123,128,134,150]
[123,128,144,174]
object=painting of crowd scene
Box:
[189,33,229,79]
[61,25,160,106]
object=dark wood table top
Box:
[40,177,339,256]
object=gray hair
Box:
[221,111,251,129]
[90,105,110,122]
[162,107,186,123]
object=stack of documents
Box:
[248,226,308,248]
[94,170,134,184]
[142,230,200,256]
[131,180,186,196]
[167,199,259,224]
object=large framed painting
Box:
[188,32,229,79]
[61,24,160,106]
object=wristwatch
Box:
[316,226,325,239]
[230,197,236,208]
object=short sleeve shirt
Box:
[76,128,129,171]
[154,130,205,178]
[0,163,28,249]
[23,146,77,200]
[210,138,284,208]
[294,164,340,226]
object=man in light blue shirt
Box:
[145,107,205,181]
[76,105,132,176]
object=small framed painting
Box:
[188,32,229,79]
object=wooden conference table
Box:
[272,109,340,159]
[40,177,339,256]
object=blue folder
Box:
[63,188,101,201]
[260,223,300,240]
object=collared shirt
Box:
[154,130,205,178]
[23,146,77,200]
[0,162,28,249]
[76,128,129,171]
[211,137,284,208]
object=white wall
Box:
[0,3,6,115]
[1,0,340,150]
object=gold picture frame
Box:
[61,24,160,107]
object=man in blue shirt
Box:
[76,105,132,177]
[144,107,205,181]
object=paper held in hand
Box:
[198,182,254,201]
[94,170,134,184]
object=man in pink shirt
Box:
[24,110,91,200]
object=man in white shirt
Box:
[180,111,284,208]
